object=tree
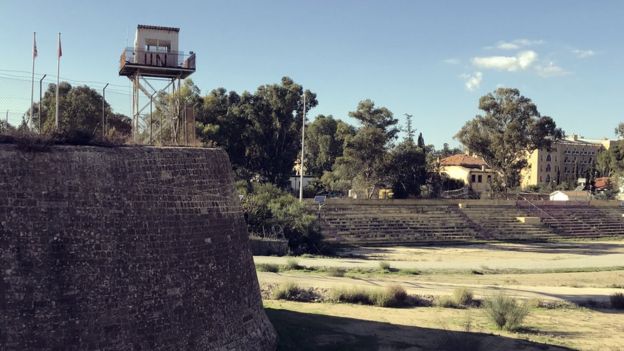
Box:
[304,115,355,176]
[323,100,398,197]
[384,140,427,198]
[196,77,317,185]
[152,79,202,144]
[615,122,624,139]
[404,113,415,144]
[455,88,563,189]
[242,77,317,185]
[197,87,247,170]
[417,132,425,150]
[27,82,131,140]
[349,99,399,140]
[0,120,16,134]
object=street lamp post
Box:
[102,83,109,138]
[299,91,306,202]
[38,74,46,133]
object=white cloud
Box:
[472,50,538,71]
[461,72,483,91]
[572,49,595,58]
[443,58,460,65]
[492,39,544,50]
[536,62,570,77]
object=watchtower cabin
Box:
[119,25,196,144]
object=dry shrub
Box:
[453,287,475,307]
[271,281,318,302]
[256,263,280,273]
[284,258,303,270]
[326,266,346,277]
[611,292,624,309]
[483,294,529,331]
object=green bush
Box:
[256,263,280,273]
[611,292,624,309]
[483,294,529,331]
[239,182,323,254]
[453,287,475,307]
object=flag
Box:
[33,33,37,59]
[58,35,62,58]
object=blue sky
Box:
[1,0,622,147]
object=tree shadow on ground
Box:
[266,307,573,351]
[477,241,624,256]
[337,240,624,258]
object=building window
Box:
[546,164,551,172]
[546,174,551,183]
[471,174,476,183]
[539,176,542,182]
[487,175,491,182]
[546,154,551,161]
[478,175,482,183]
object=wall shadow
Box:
[266,307,574,351]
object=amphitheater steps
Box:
[459,205,559,241]
[518,203,624,238]
[320,204,477,244]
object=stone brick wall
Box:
[0,145,276,350]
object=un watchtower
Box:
[119,25,196,144]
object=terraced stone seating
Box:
[459,205,558,241]
[517,201,624,238]
[320,204,478,244]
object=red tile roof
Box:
[594,177,610,190]
[440,154,488,168]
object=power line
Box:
[0,68,128,88]
[0,75,131,96]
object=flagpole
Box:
[55,32,61,130]
[299,90,306,202]
[30,32,36,129]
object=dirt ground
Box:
[256,240,624,350]
[255,240,624,271]
[265,300,624,351]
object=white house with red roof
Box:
[439,154,496,193]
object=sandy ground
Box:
[256,240,624,350]
[265,300,624,351]
[255,240,624,271]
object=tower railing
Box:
[120,48,196,71]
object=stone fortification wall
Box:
[0,145,276,350]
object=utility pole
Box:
[299,91,306,202]
[55,32,62,130]
[149,91,157,144]
[102,83,109,138]
[39,74,46,134]
[30,32,36,130]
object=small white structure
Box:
[289,175,316,193]
[549,190,590,202]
